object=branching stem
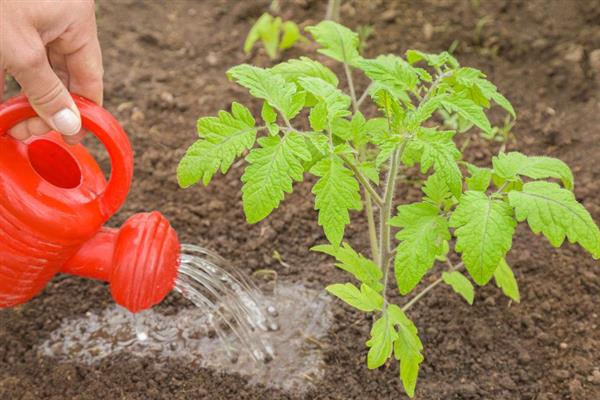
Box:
[401,260,464,312]
[344,62,380,261]
[340,154,383,207]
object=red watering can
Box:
[0,94,180,313]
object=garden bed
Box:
[1,0,600,399]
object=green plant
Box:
[244,13,303,60]
[178,21,600,397]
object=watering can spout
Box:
[62,212,181,313]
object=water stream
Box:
[40,244,332,391]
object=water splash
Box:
[39,283,332,392]
[174,244,275,362]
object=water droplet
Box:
[267,305,278,317]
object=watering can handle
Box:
[0,94,133,218]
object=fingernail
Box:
[52,108,81,136]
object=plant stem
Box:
[325,0,341,21]
[356,83,373,109]
[344,64,357,113]
[344,62,380,262]
[340,154,383,206]
[378,146,402,304]
[401,261,464,312]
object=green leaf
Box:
[475,78,516,118]
[312,243,383,291]
[508,182,600,258]
[178,102,257,187]
[412,94,445,126]
[441,94,492,134]
[422,173,452,205]
[310,156,363,246]
[388,305,423,398]
[279,21,301,50]
[406,50,459,69]
[261,16,282,59]
[494,258,520,303]
[358,161,380,185]
[241,132,311,223]
[442,271,475,305]
[261,101,277,124]
[244,14,273,54]
[228,64,301,119]
[449,191,517,285]
[493,152,574,190]
[271,56,339,86]
[465,163,492,192]
[391,202,451,294]
[366,313,398,369]
[309,102,327,131]
[356,55,419,99]
[306,21,361,66]
[298,76,351,125]
[326,283,383,312]
[404,129,463,197]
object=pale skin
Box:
[0,0,103,144]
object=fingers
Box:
[0,70,4,100]
[65,25,103,106]
[7,37,81,139]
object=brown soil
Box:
[2,0,600,399]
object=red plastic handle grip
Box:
[0,94,133,218]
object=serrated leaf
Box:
[412,94,445,126]
[272,57,339,86]
[493,152,574,190]
[178,102,257,187]
[309,102,327,131]
[449,191,517,285]
[326,283,383,312]
[279,21,301,50]
[404,129,463,197]
[441,94,492,134]
[494,258,520,303]
[241,132,311,223]
[261,101,277,124]
[391,202,451,294]
[356,55,419,99]
[299,76,351,125]
[406,50,459,69]
[475,78,516,118]
[358,161,380,185]
[422,173,452,205]
[312,243,383,291]
[306,21,361,65]
[465,163,492,192]
[508,182,600,258]
[310,156,363,246]
[366,313,398,369]
[228,64,301,119]
[388,305,423,398]
[442,271,475,305]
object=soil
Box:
[2,0,600,399]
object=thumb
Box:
[9,46,81,137]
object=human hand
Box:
[0,0,103,144]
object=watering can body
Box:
[0,94,179,312]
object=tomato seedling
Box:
[179,21,600,397]
[244,13,303,60]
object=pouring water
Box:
[132,244,277,363]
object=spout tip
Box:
[109,211,179,313]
